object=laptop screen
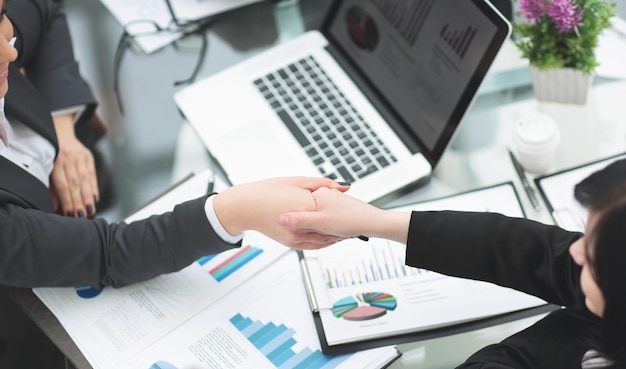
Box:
[324,0,510,164]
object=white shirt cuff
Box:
[204,195,244,244]
[52,105,86,123]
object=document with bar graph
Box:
[300,182,554,353]
[116,251,400,369]
[30,171,394,369]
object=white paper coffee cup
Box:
[513,112,560,174]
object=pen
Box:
[508,149,542,211]
[206,176,215,194]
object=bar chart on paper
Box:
[197,244,265,282]
[149,361,178,369]
[310,241,427,289]
[230,313,351,369]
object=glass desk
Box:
[45,0,626,368]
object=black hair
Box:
[574,159,626,211]
[574,158,626,367]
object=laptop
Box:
[174,0,510,203]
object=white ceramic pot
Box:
[530,66,593,105]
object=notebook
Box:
[174,0,511,203]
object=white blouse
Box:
[0,98,55,187]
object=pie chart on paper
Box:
[332,292,397,321]
[74,284,102,299]
[149,361,178,369]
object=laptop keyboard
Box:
[253,56,397,183]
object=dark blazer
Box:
[407,211,602,368]
[0,0,97,214]
[0,2,236,367]
[0,0,240,288]
[7,0,98,127]
[0,0,238,288]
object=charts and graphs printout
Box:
[301,182,548,347]
[33,171,398,368]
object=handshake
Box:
[212,177,410,250]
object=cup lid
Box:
[514,112,559,149]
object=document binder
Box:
[299,182,557,355]
[535,152,626,233]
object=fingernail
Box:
[66,211,74,217]
[77,210,85,218]
[338,182,351,186]
[87,205,94,217]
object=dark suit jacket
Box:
[0,0,237,291]
[407,211,602,368]
[7,0,97,128]
[0,2,238,367]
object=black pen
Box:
[206,175,215,194]
[508,149,542,211]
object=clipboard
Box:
[298,182,558,355]
[535,152,626,233]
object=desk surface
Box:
[27,0,626,368]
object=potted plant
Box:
[513,0,616,104]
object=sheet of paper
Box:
[35,231,291,368]
[536,154,626,233]
[303,183,547,345]
[118,252,399,369]
[98,0,264,53]
[98,0,181,53]
[169,0,264,23]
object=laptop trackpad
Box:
[212,121,313,184]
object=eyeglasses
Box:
[113,15,210,114]
[163,0,208,29]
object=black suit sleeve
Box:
[0,196,237,289]
[406,211,585,308]
[457,309,599,369]
[405,211,600,368]
[8,0,97,120]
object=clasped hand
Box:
[214,177,409,250]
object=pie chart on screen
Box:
[332,292,397,321]
[345,5,379,51]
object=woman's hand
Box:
[213,177,350,249]
[280,187,411,246]
[50,114,99,218]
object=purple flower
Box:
[520,0,547,21]
[547,0,583,32]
